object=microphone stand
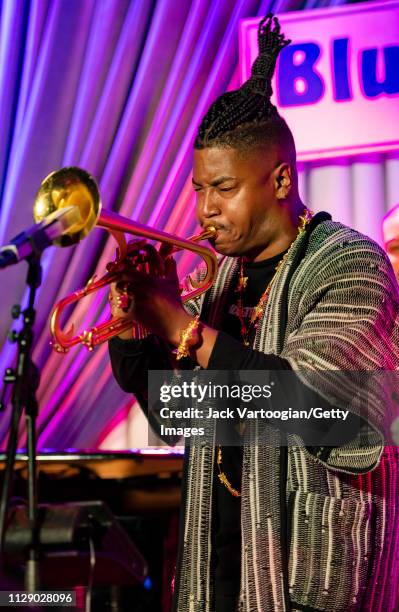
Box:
[0,254,42,591]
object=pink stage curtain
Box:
[0,0,397,449]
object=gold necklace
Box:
[217,208,313,497]
[235,208,313,346]
[216,446,241,497]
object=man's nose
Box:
[197,189,220,220]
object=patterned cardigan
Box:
[172,215,399,612]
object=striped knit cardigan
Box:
[172,215,399,612]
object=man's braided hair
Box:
[194,14,293,155]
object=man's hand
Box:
[108,240,190,344]
[108,240,219,367]
[117,255,191,344]
[107,240,145,339]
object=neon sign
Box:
[240,1,399,161]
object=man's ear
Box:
[274,163,292,200]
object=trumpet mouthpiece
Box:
[187,226,217,244]
[199,226,217,240]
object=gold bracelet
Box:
[174,315,201,360]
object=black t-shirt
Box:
[221,250,288,343]
[212,251,288,611]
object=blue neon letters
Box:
[277,39,399,106]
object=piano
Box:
[0,450,184,611]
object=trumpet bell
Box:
[33,167,101,247]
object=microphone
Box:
[0,206,82,269]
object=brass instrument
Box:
[33,167,217,352]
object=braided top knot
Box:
[195,14,291,147]
[245,14,291,96]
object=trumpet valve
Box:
[81,329,95,351]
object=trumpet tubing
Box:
[37,168,218,352]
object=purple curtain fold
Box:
[1,0,393,450]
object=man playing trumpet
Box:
[109,15,399,612]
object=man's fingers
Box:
[159,243,174,259]
[142,245,165,276]
[117,269,151,286]
[126,238,147,250]
[125,243,165,276]
[164,257,180,290]
[108,288,134,316]
[164,256,177,276]
[115,280,135,294]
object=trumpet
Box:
[33,167,218,352]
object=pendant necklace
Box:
[217,208,314,497]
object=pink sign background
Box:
[240,1,399,161]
